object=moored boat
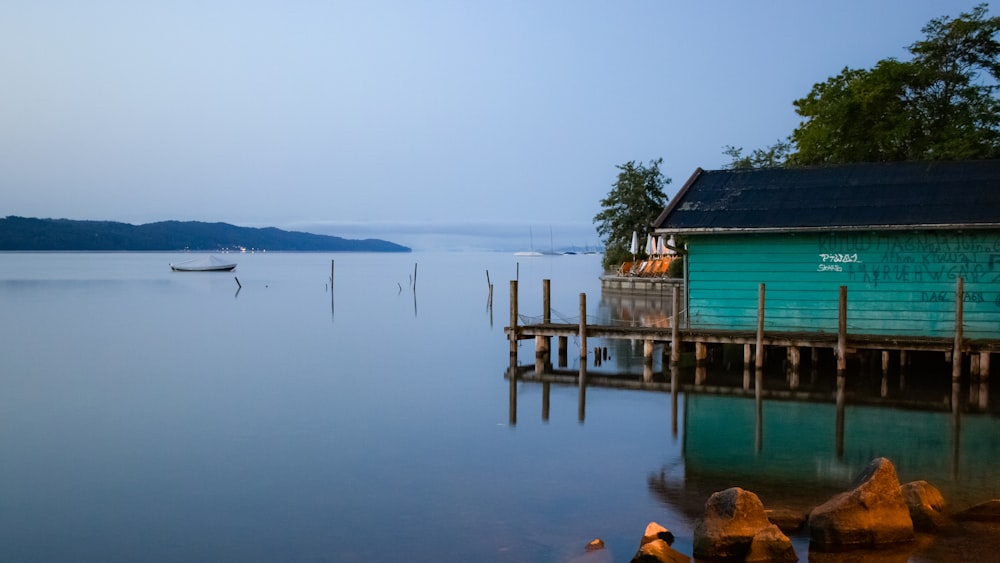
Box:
[170,255,237,272]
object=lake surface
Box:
[1,252,997,562]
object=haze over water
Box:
[1,252,997,562]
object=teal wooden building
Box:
[652,161,1000,342]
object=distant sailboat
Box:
[514,227,543,256]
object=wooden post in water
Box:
[695,342,707,366]
[810,347,820,384]
[509,280,518,372]
[330,259,334,291]
[980,352,991,411]
[953,277,964,381]
[558,336,568,368]
[543,279,551,323]
[837,286,847,377]
[755,283,765,371]
[970,353,981,407]
[542,279,551,371]
[694,342,707,385]
[899,350,907,390]
[836,287,847,460]
[644,339,654,382]
[578,292,588,421]
[788,346,800,389]
[743,344,752,390]
[671,285,681,366]
[881,351,890,398]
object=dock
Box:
[504,278,997,421]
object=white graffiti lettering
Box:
[819,253,862,263]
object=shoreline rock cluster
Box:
[584,457,999,562]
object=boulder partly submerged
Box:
[630,522,689,563]
[809,457,915,551]
[901,480,950,532]
[693,487,794,561]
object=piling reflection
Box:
[505,358,998,523]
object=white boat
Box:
[170,255,237,272]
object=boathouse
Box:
[652,160,1000,342]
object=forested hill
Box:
[0,216,411,252]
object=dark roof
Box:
[653,160,1000,233]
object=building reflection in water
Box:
[506,284,997,527]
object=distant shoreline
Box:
[0,216,411,253]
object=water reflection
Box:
[509,360,999,520]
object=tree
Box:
[790,4,1000,165]
[593,158,670,269]
[723,140,793,169]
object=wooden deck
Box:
[508,323,1000,353]
[504,279,1000,390]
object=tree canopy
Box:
[593,158,670,268]
[726,3,1000,168]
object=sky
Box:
[1,1,988,251]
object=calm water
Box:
[1,252,998,562]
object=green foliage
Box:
[727,4,1000,167]
[791,3,1000,165]
[723,140,793,169]
[593,158,670,269]
[667,255,684,278]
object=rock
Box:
[586,538,605,552]
[630,539,691,563]
[900,480,949,531]
[808,457,915,551]
[631,522,688,563]
[745,524,797,562]
[693,487,777,560]
[765,509,806,534]
[640,522,675,546]
[955,499,1000,522]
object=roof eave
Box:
[654,223,1000,235]
[653,168,703,229]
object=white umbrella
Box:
[658,235,667,256]
[629,231,638,259]
[666,235,677,255]
[645,235,655,256]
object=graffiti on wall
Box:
[814,232,1000,303]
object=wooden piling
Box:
[509,280,518,371]
[788,346,800,389]
[671,285,680,366]
[535,335,547,375]
[743,344,752,390]
[810,347,820,384]
[486,270,493,309]
[953,277,964,381]
[644,339,654,382]
[881,351,890,398]
[695,342,707,366]
[899,350,908,390]
[980,352,990,411]
[543,280,551,370]
[970,353,981,406]
[755,283,765,371]
[578,292,587,421]
[543,279,550,324]
[837,286,847,377]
